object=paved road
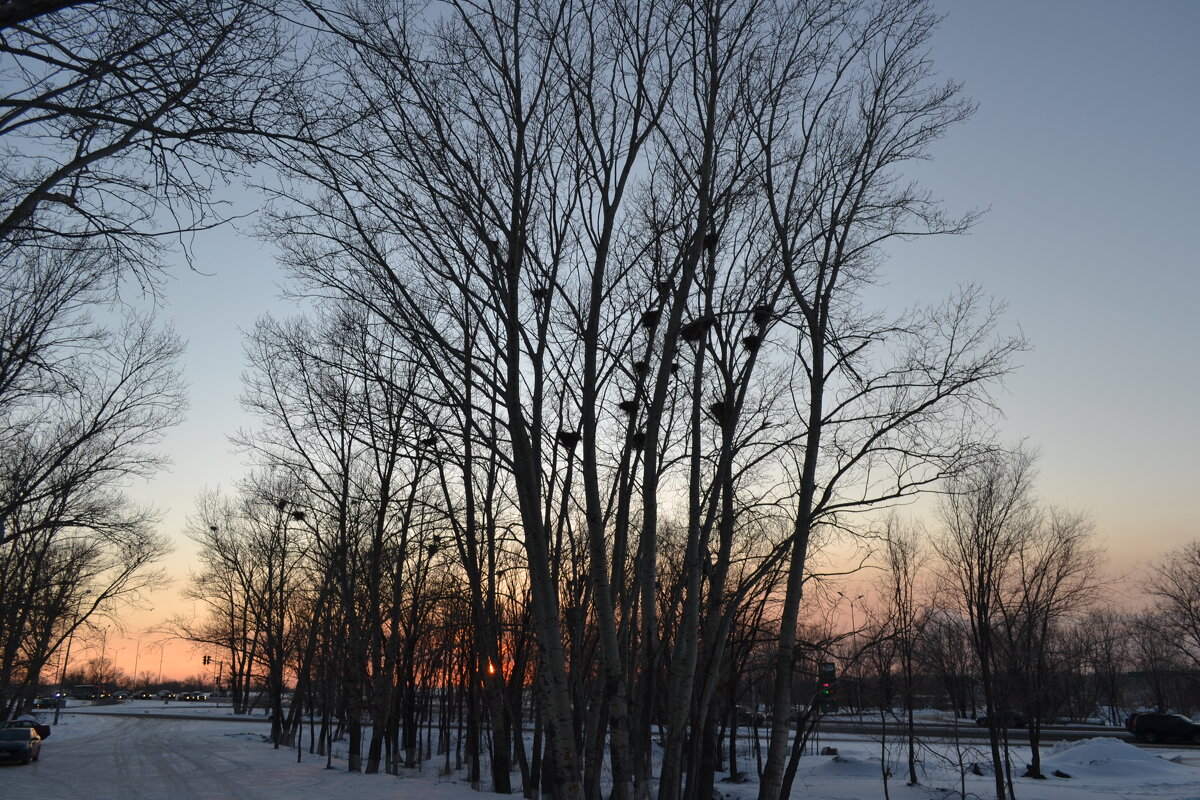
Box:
[807,719,1200,753]
[0,715,280,800]
[60,707,272,724]
[816,719,1135,744]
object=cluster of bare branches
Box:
[200,1,1029,799]
[0,244,180,716]
[878,450,1104,796]
[790,494,1200,800]
[0,0,303,718]
[180,407,1200,800]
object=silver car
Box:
[0,728,41,764]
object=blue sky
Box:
[904,1,1200,566]
[120,0,1199,674]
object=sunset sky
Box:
[106,0,1199,682]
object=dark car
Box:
[975,711,1027,729]
[0,728,41,764]
[2,719,50,739]
[31,697,56,709]
[1127,712,1200,744]
[736,706,769,726]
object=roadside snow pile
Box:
[1041,738,1195,782]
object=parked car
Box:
[0,728,41,764]
[736,706,769,726]
[975,711,1027,729]
[31,697,57,709]
[1126,712,1200,743]
[2,718,51,739]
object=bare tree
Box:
[1126,612,1190,713]
[1148,541,1200,673]
[0,260,180,711]
[0,250,185,545]
[1082,609,1132,725]
[935,448,1038,800]
[995,508,1099,778]
[263,2,622,794]
[255,3,1021,800]
[181,490,266,715]
[880,519,926,785]
[753,5,1022,788]
[0,487,170,718]
[1,0,296,708]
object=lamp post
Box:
[837,591,864,715]
[97,624,112,691]
[267,498,305,750]
[58,590,92,686]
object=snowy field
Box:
[2,704,1199,800]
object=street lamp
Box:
[131,637,142,687]
[93,623,113,690]
[263,497,306,750]
[105,644,125,691]
[100,624,110,665]
[837,591,864,715]
[58,590,92,687]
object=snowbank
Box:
[1042,737,1196,782]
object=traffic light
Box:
[202,655,211,665]
[818,661,838,713]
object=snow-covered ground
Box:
[3,705,1199,800]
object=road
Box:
[0,714,312,800]
[69,706,1146,748]
[816,719,1144,745]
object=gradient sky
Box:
[107,1,1200,681]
